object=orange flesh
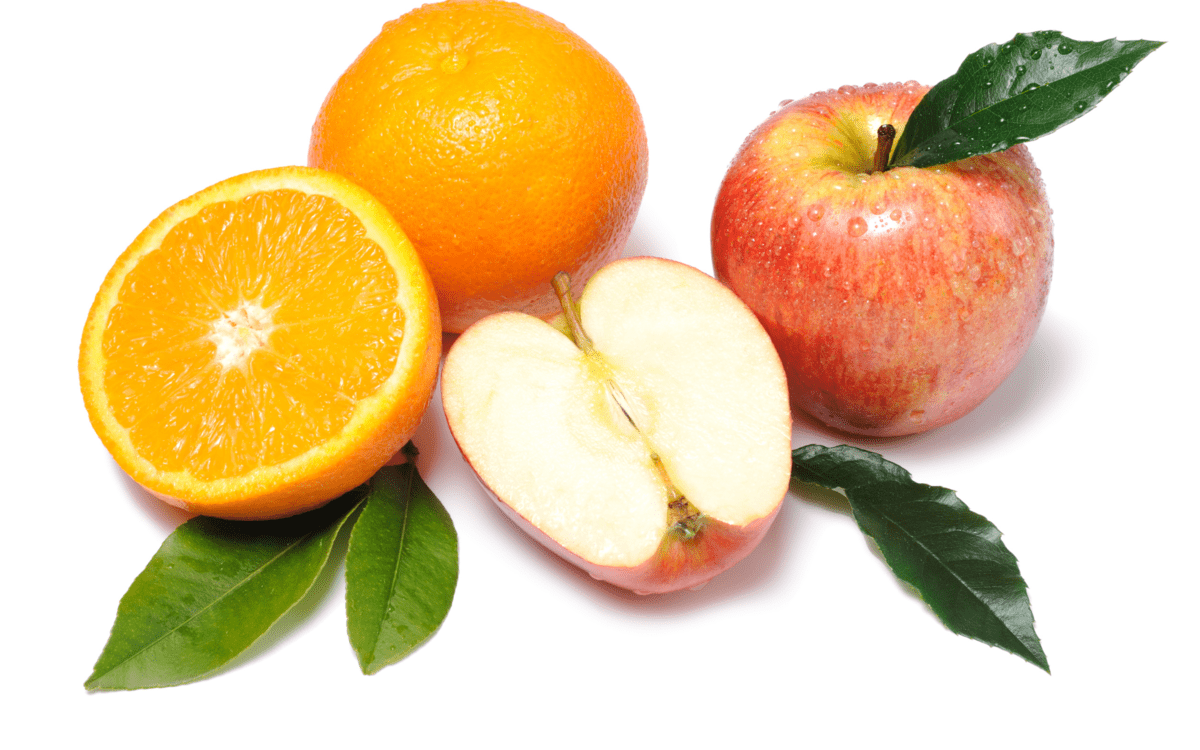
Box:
[100,189,404,481]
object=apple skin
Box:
[474,475,781,595]
[712,82,1053,436]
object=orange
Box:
[79,167,441,520]
[309,0,648,332]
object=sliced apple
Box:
[441,257,792,594]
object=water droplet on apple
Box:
[890,208,903,222]
[968,265,982,281]
[823,266,833,278]
[871,202,886,215]
[921,215,935,229]
[806,205,825,222]
[909,410,925,423]
[838,85,856,95]
[779,98,794,107]
[959,308,972,321]
[859,341,871,352]
[847,217,867,237]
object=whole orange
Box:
[309,0,649,332]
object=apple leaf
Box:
[84,491,363,690]
[345,445,458,674]
[890,31,1162,169]
[791,444,1049,672]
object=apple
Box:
[712,82,1053,437]
[441,257,792,594]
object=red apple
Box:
[712,82,1053,437]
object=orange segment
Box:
[80,167,441,520]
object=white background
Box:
[4,1,1196,746]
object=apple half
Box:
[442,257,792,594]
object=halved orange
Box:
[79,167,441,520]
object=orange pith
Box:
[80,167,441,520]
[309,0,648,332]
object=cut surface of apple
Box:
[442,257,792,594]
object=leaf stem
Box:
[873,124,896,174]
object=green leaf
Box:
[346,445,458,674]
[890,31,1162,168]
[85,492,362,690]
[792,444,1049,672]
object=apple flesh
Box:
[712,82,1053,436]
[441,257,792,594]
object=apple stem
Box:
[872,124,896,174]
[552,272,595,353]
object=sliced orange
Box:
[79,167,441,520]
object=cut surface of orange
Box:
[79,167,441,520]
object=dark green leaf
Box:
[346,446,458,674]
[792,444,1049,672]
[85,492,362,690]
[890,31,1162,168]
